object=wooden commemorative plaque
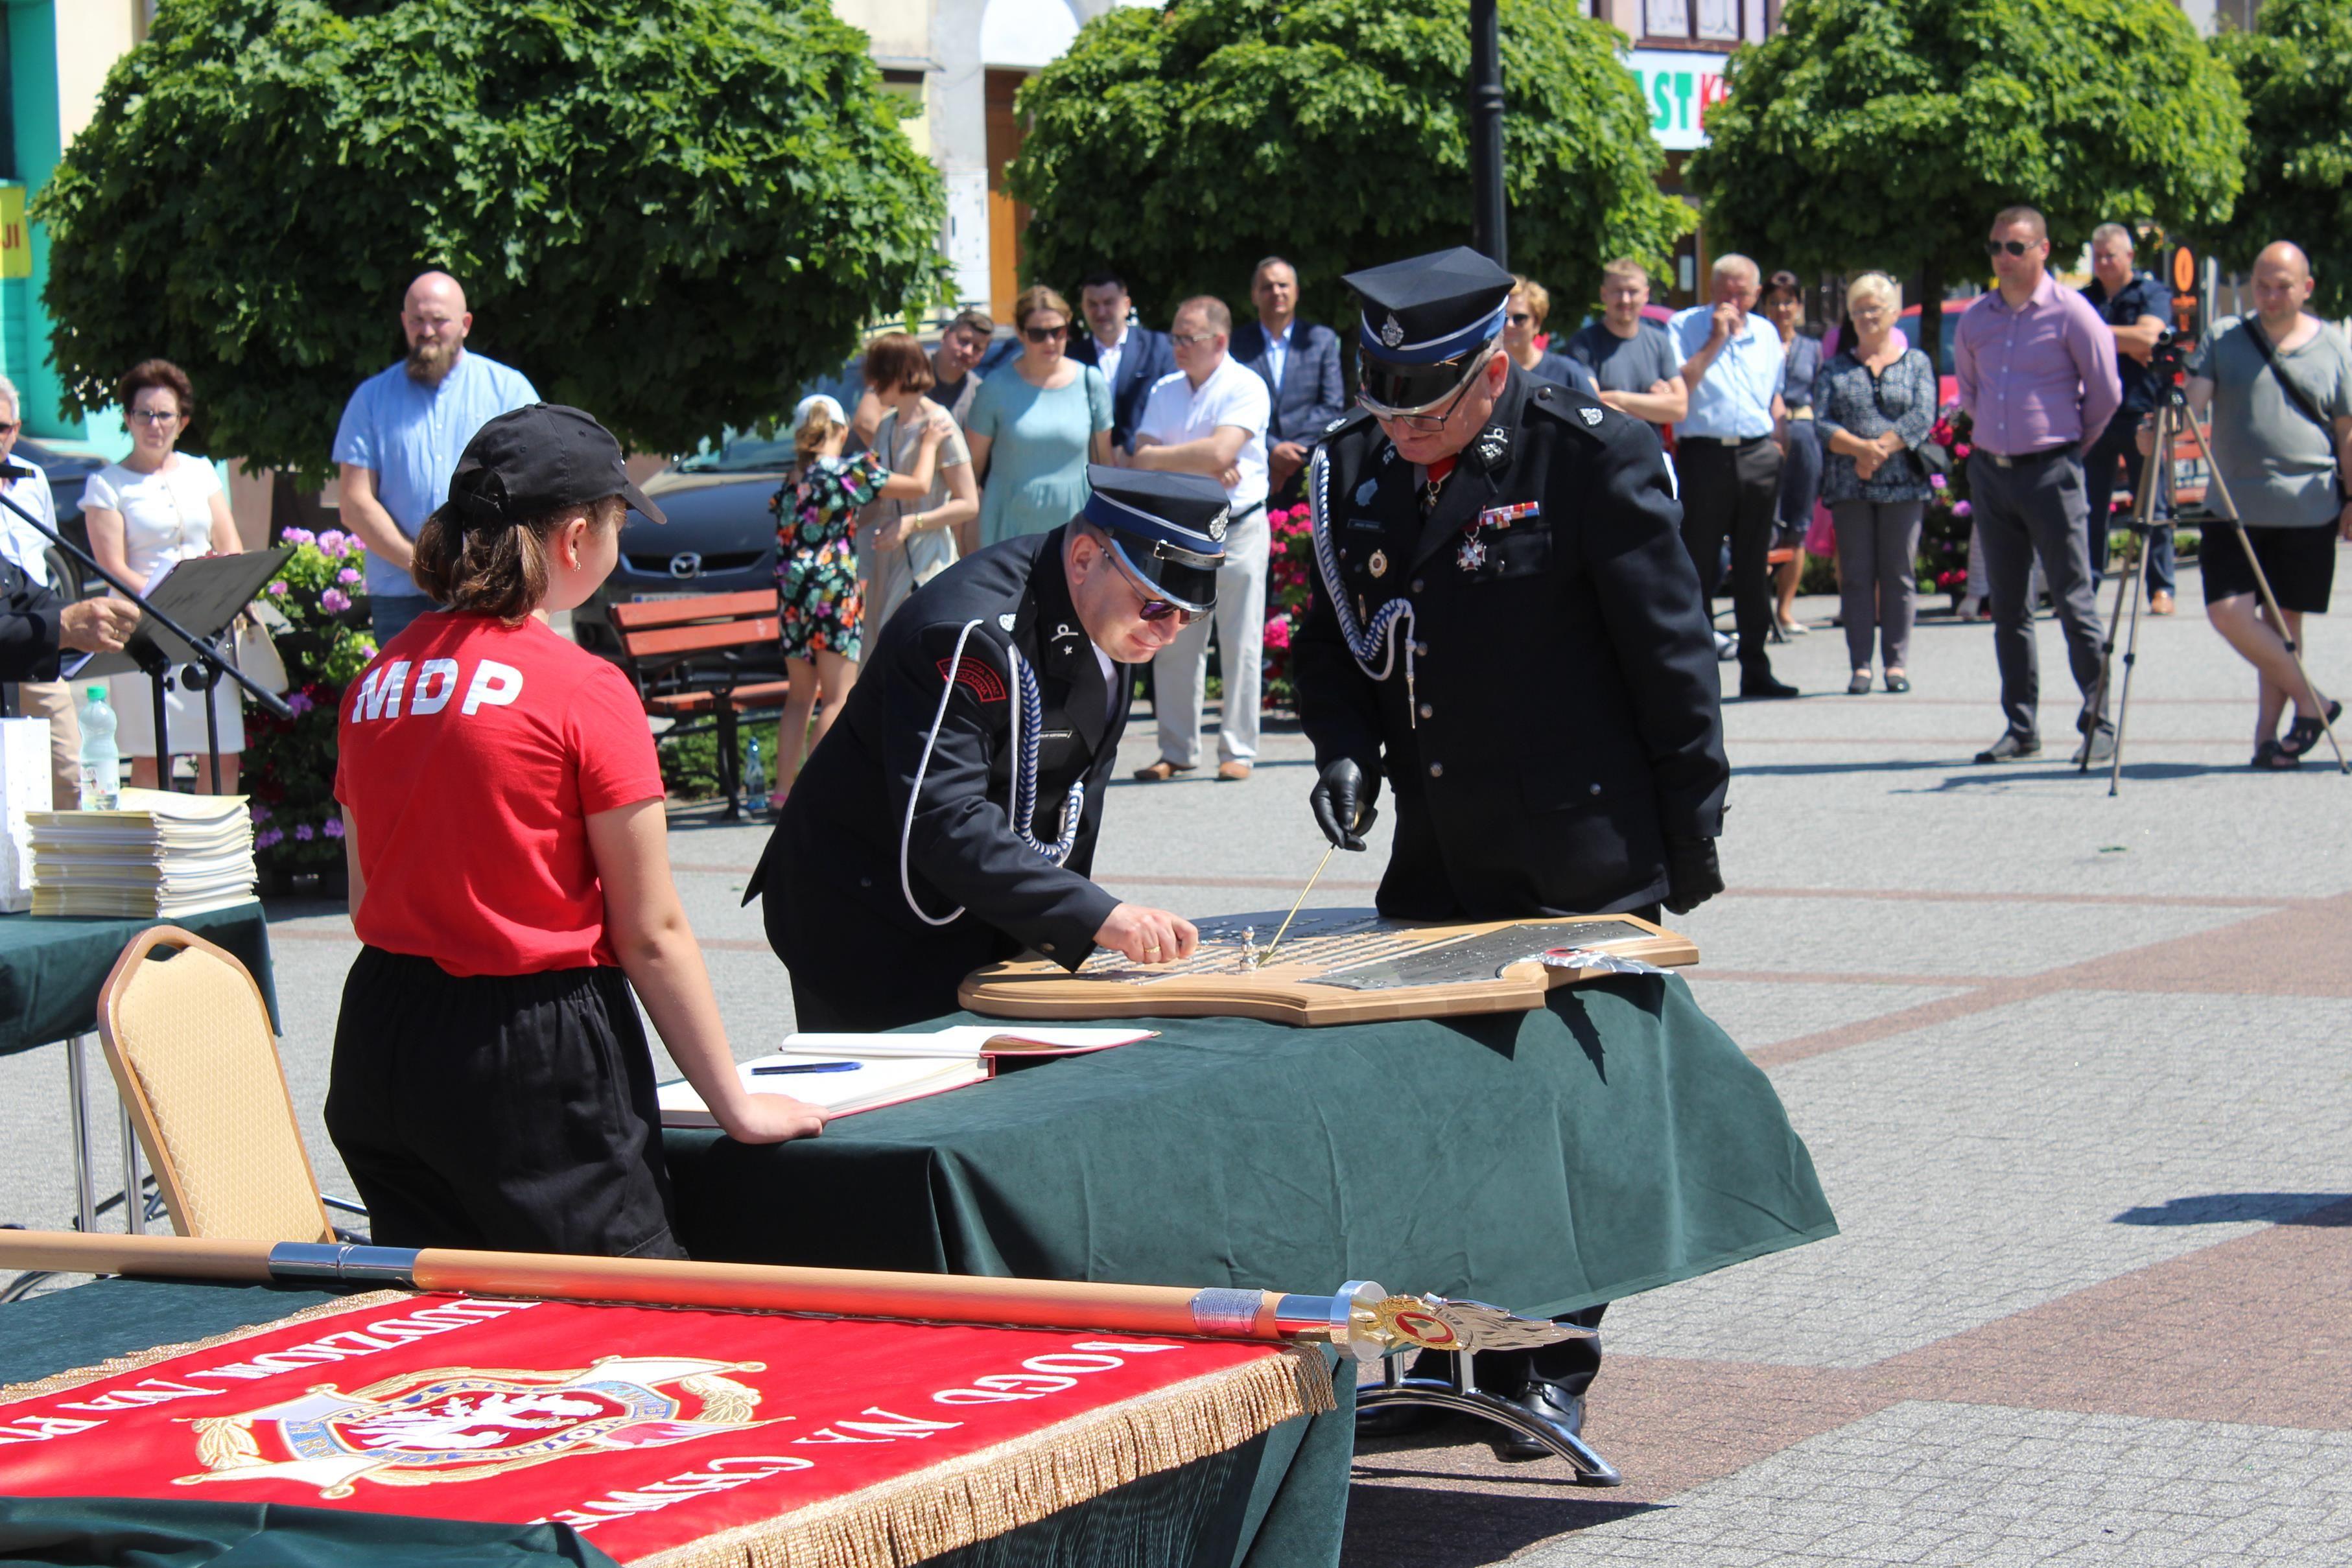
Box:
[958,907,1699,1027]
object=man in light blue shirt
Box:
[333,272,539,643]
[1670,254,1794,697]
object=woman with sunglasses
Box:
[1501,275,1597,397]
[80,358,247,793]
[965,286,1114,548]
[749,467,1221,1032]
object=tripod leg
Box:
[2093,411,2165,790]
[2109,515,2154,796]
[2186,419,2349,774]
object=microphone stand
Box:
[0,461,293,798]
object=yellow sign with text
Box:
[0,187,28,280]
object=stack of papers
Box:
[658,1027,1156,1128]
[25,788,258,918]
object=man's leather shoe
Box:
[1489,1382,1587,1464]
[1354,1403,1448,1441]
[2149,590,2176,614]
[1974,732,2040,763]
[1132,760,1195,782]
[1739,672,1798,699]
[2072,725,2117,767]
[1216,760,1251,781]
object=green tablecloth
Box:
[0,1279,1352,1568]
[666,976,1836,1319]
[0,904,277,1057]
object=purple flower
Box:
[255,827,283,848]
[323,817,344,839]
[355,638,378,657]
[281,527,316,546]
[285,691,314,716]
[250,803,271,823]
[336,568,360,585]
[293,823,314,841]
[267,581,288,596]
[317,530,347,554]
[320,588,351,613]
[1929,474,1949,490]
[1953,500,1973,517]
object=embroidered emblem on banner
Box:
[938,657,1009,703]
[1380,314,1405,349]
[1477,502,1542,529]
[176,1357,774,1499]
[1580,408,1603,427]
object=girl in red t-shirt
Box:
[328,404,824,1256]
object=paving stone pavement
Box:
[5,559,2350,1564]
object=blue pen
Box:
[751,1060,864,1076]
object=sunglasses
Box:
[0,423,18,436]
[1365,361,1488,433]
[1984,239,2038,257]
[1106,544,1208,625]
[1021,324,1066,344]
[1170,331,1221,347]
[1507,312,1535,326]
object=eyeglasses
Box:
[1021,325,1066,344]
[1984,239,2038,257]
[1105,544,1208,625]
[0,423,19,436]
[129,409,183,425]
[1170,331,1221,348]
[1507,312,1535,326]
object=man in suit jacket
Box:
[1231,256,1348,495]
[1069,271,1177,453]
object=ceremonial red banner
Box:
[0,1292,1330,1567]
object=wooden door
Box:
[985,69,1031,321]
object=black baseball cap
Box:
[445,404,667,529]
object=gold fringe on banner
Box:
[0,1291,412,1405]
[640,1344,1335,1568]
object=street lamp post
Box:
[1468,0,1506,266]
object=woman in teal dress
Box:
[770,392,947,806]
[966,285,1114,545]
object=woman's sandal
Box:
[2252,740,2301,771]
[2279,699,2342,758]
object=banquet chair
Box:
[96,925,357,1243]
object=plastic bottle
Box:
[76,685,119,810]
[743,735,767,802]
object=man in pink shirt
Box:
[1955,205,2124,766]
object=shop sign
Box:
[1626,49,1731,150]
[0,187,27,280]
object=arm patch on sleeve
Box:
[937,656,1009,703]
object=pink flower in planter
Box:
[336,568,360,585]
[320,588,351,613]
[1953,500,1973,517]
[1929,474,1948,490]
[318,530,348,554]
[1953,443,1972,460]
[267,581,288,596]
[281,528,316,546]
[1263,614,1291,650]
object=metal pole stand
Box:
[1355,1349,1623,1485]
[2087,402,2171,793]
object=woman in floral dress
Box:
[770,392,948,804]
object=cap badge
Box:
[1580,407,1604,427]
[997,613,1018,631]
[1369,549,1389,579]
[1380,313,1405,349]
[1208,509,1230,543]
[1355,478,1379,506]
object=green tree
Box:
[2213,0,2352,314]
[1008,0,1691,339]
[1688,0,2246,362]
[37,0,947,482]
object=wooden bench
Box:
[609,591,788,819]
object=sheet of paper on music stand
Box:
[779,1024,1158,1059]
[65,547,294,679]
[658,1053,990,1127]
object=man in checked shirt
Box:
[1956,205,2124,767]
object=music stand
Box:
[69,550,294,795]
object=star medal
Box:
[1369,549,1389,579]
[1457,535,1488,571]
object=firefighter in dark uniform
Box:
[751,469,1229,1031]
[1293,248,1731,1465]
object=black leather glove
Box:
[1308,758,1380,851]
[1664,837,1723,916]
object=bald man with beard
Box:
[334,270,541,642]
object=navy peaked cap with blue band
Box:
[1345,247,1516,416]
[1079,467,1229,613]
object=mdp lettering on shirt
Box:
[349,657,525,723]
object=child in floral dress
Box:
[770,393,947,805]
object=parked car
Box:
[570,431,791,673]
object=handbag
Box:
[230,611,290,694]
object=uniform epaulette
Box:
[1319,406,1382,443]
[1524,382,1615,441]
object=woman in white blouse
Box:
[81,359,245,792]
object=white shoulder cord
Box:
[900,618,1085,928]
[1307,443,1418,724]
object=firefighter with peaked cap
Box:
[1291,247,1731,1463]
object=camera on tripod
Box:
[2146,327,2191,389]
